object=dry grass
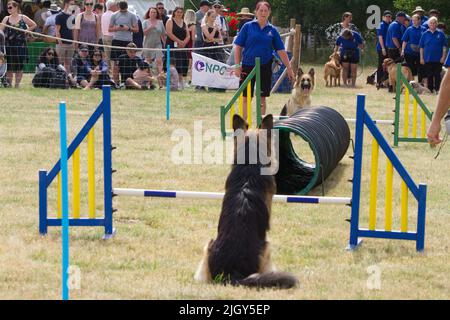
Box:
[0,66,449,300]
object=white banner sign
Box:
[191,53,239,90]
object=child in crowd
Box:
[132,61,156,89]
[157,62,179,91]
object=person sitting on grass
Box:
[157,62,179,91]
[117,42,147,89]
[84,49,117,90]
[69,45,92,88]
[132,61,156,90]
[32,47,68,88]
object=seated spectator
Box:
[43,3,61,42]
[69,45,92,88]
[117,42,144,88]
[157,62,179,91]
[32,47,68,88]
[84,49,116,89]
[132,61,156,89]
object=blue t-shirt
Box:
[335,31,363,59]
[421,16,428,25]
[234,20,285,66]
[419,29,447,63]
[445,51,450,67]
[55,12,74,44]
[386,21,403,49]
[376,20,390,51]
[402,25,425,56]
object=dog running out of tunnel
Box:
[274,106,351,195]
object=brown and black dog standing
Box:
[281,68,315,116]
[194,114,298,289]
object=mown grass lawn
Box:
[0,65,449,299]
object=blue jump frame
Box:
[39,86,114,238]
[38,88,427,251]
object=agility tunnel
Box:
[394,63,433,146]
[38,86,427,253]
[274,106,350,195]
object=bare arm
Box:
[23,15,37,31]
[392,37,401,49]
[427,71,450,145]
[165,20,181,44]
[277,49,295,82]
[420,48,424,64]
[378,35,386,51]
[0,17,7,31]
[234,44,243,77]
[55,24,62,45]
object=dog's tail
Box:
[238,271,299,289]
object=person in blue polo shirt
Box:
[402,14,425,83]
[446,50,450,67]
[420,17,448,93]
[422,9,439,30]
[375,10,392,87]
[335,29,364,87]
[386,12,407,61]
[412,6,428,25]
[234,1,294,118]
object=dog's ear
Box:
[233,114,247,132]
[297,68,304,78]
[260,114,273,130]
[280,105,287,117]
[308,68,315,78]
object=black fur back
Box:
[208,163,276,284]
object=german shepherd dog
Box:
[194,114,299,289]
[281,68,315,116]
[382,58,413,93]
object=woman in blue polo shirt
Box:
[401,14,425,83]
[334,28,364,87]
[419,17,448,93]
[375,10,392,87]
[234,1,294,118]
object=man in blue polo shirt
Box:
[420,17,447,93]
[376,10,392,87]
[386,11,407,61]
[401,14,425,82]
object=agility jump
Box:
[38,86,427,252]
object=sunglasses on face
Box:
[47,52,54,56]
[85,3,94,6]
[157,7,164,10]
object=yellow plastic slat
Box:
[57,172,62,219]
[385,159,393,231]
[88,129,96,219]
[247,82,252,127]
[73,147,80,219]
[369,138,379,231]
[421,109,426,139]
[401,180,408,232]
[403,87,409,137]
[412,98,418,138]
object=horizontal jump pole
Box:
[113,188,352,205]
[273,115,393,125]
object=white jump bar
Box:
[113,188,352,205]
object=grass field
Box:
[0,65,449,299]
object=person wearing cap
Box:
[325,12,360,47]
[211,1,226,45]
[375,10,392,87]
[419,17,447,94]
[117,42,146,89]
[412,6,428,25]
[43,3,61,41]
[385,11,407,61]
[422,9,440,30]
[427,51,450,145]
[69,44,92,88]
[234,1,294,118]
[195,0,211,48]
[401,14,425,83]
[236,7,254,31]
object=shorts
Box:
[240,60,273,98]
[340,49,359,64]
[111,39,130,61]
[102,35,113,59]
[56,43,75,62]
